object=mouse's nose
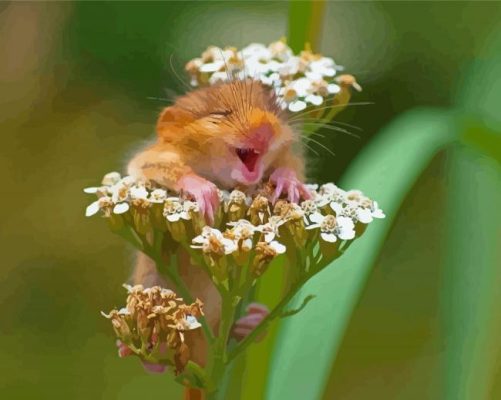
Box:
[247,122,274,152]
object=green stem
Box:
[207,293,237,398]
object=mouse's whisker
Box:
[291,118,364,132]
[302,136,336,157]
[169,53,193,92]
[292,122,361,139]
[287,102,374,122]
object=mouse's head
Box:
[156,79,296,186]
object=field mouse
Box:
[122,78,311,371]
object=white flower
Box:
[316,184,346,208]
[330,190,385,224]
[129,185,149,200]
[149,189,167,204]
[163,197,190,222]
[268,40,293,61]
[242,43,271,60]
[229,189,250,205]
[256,216,286,242]
[300,200,323,225]
[291,77,312,97]
[183,200,199,212]
[278,56,300,76]
[332,202,372,224]
[268,240,286,254]
[109,182,131,214]
[309,57,337,78]
[191,227,238,255]
[227,219,257,251]
[260,72,280,86]
[184,315,202,330]
[85,196,114,217]
[101,171,122,186]
[306,214,355,242]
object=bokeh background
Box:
[1,2,500,399]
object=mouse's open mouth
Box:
[236,148,260,173]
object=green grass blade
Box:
[287,0,326,53]
[441,145,501,400]
[266,108,459,400]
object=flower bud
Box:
[248,195,271,225]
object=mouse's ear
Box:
[156,106,192,140]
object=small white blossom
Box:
[183,200,199,213]
[331,202,372,224]
[268,240,286,254]
[149,188,167,203]
[184,315,202,330]
[191,227,238,255]
[163,198,190,222]
[256,216,286,243]
[129,185,149,200]
[300,200,323,225]
[227,219,257,251]
[101,171,122,186]
[306,214,355,242]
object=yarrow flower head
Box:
[101,284,203,374]
[185,39,360,113]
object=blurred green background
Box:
[1,2,500,399]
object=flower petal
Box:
[288,100,307,112]
[269,241,286,254]
[309,212,324,224]
[356,208,373,224]
[321,232,337,243]
[113,202,130,214]
[85,201,100,217]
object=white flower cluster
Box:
[85,173,384,252]
[185,39,346,112]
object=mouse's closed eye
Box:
[209,109,233,117]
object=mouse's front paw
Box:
[232,303,269,342]
[177,173,220,225]
[269,167,312,204]
[116,340,167,374]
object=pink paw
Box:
[232,303,269,342]
[177,173,220,225]
[269,167,312,204]
[116,340,167,374]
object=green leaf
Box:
[441,145,501,400]
[287,1,326,53]
[456,29,501,131]
[266,108,459,400]
[281,295,315,318]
